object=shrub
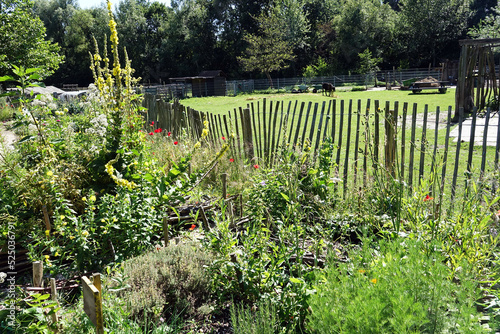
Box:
[307,238,486,333]
[110,241,214,324]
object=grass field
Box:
[180,88,456,116]
[171,87,493,212]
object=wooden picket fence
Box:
[142,94,500,207]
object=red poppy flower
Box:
[229,158,234,162]
[424,195,433,202]
[154,128,162,133]
[222,136,226,140]
[253,164,259,169]
[174,141,178,145]
[189,224,196,230]
[167,132,171,137]
[150,121,154,126]
[148,132,154,135]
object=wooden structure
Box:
[170,70,226,97]
[455,39,500,120]
[143,94,500,210]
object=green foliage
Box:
[238,9,296,87]
[307,238,487,333]
[245,139,337,223]
[231,299,294,334]
[0,0,63,80]
[302,57,330,78]
[110,241,214,324]
[0,291,59,333]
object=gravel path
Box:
[0,123,17,160]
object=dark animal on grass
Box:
[322,83,335,96]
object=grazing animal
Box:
[322,82,335,96]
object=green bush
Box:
[111,241,214,324]
[307,238,486,333]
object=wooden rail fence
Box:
[142,94,500,206]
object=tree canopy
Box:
[0,0,63,80]
[21,0,500,86]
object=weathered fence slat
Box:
[418,105,428,186]
[343,99,353,197]
[408,103,418,190]
[480,108,491,179]
[451,109,464,205]
[353,100,361,186]
[335,100,345,175]
[466,107,478,176]
[400,102,408,181]
[300,102,313,149]
[363,99,371,187]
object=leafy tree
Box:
[469,0,500,39]
[357,48,382,86]
[320,0,395,72]
[395,0,471,66]
[238,9,296,87]
[0,0,63,81]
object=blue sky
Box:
[77,0,170,9]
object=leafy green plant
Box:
[307,237,486,333]
[0,291,59,334]
[109,241,214,324]
[231,299,295,334]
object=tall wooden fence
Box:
[142,94,500,206]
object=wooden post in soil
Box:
[33,261,43,287]
[50,277,59,331]
[221,173,227,199]
[162,217,169,247]
[42,205,51,233]
[82,274,104,334]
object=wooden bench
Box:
[410,81,448,94]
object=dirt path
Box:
[0,123,17,160]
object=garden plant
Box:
[1,2,500,334]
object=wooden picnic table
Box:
[410,81,448,94]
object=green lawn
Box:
[179,88,456,116]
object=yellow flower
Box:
[44,255,50,260]
[101,218,106,223]
[82,230,89,237]
[90,195,96,202]
[45,230,50,237]
[82,196,87,202]
[112,217,118,223]
[46,171,53,177]
[358,269,366,274]
[69,235,75,240]
[194,141,201,149]
[54,251,60,257]
[370,278,377,284]
[60,215,65,220]
[62,222,67,226]
[151,206,155,211]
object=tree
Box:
[469,0,500,39]
[395,0,471,67]
[0,0,63,80]
[238,10,296,87]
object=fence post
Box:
[242,108,254,160]
[384,106,396,177]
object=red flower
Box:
[229,158,234,162]
[154,128,162,133]
[174,141,178,145]
[222,136,226,140]
[150,121,154,126]
[167,132,171,137]
[253,164,259,169]
[189,224,196,230]
[148,132,154,135]
[424,195,433,202]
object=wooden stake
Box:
[221,173,227,199]
[33,261,43,287]
[50,278,59,331]
[163,217,169,247]
[82,276,104,334]
[42,205,51,233]
[199,207,209,231]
